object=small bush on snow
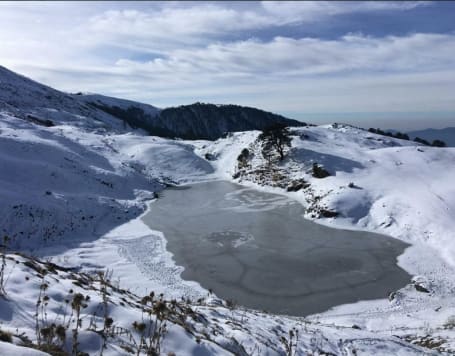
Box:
[312,163,330,178]
[444,316,455,329]
[0,329,12,343]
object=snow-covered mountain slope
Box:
[1,117,454,354]
[76,93,161,117]
[0,66,127,131]
[0,112,213,251]
[1,66,455,354]
[1,66,304,140]
[75,93,162,133]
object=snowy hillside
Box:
[76,93,161,118]
[0,66,304,140]
[0,66,127,131]
[0,112,214,250]
[76,93,162,134]
[1,67,455,355]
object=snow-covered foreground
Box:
[1,106,455,355]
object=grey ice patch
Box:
[203,230,254,248]
[223,187,290,212]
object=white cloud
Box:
[261,1,431,24]
[0,0,453,122]
[112,33,455,78]
[17,32,450,118]
[86,5,270,50]
[83,1,432,50]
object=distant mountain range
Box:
[370,126,454,147]
[0,65,303,140]
[407,127,455,147]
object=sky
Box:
[1,1,455,130]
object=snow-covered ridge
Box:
[0,65,304,140]
[75,93,161,130]
[75,93,161,116]
[1,66,455,354]
[0,66,126,130]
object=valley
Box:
[0,66,454,355]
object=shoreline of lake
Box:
[142,180,411,316]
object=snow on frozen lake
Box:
[142,180,411,316]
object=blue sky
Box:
[1,1,455,130]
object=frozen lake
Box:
[143,180,410,316]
